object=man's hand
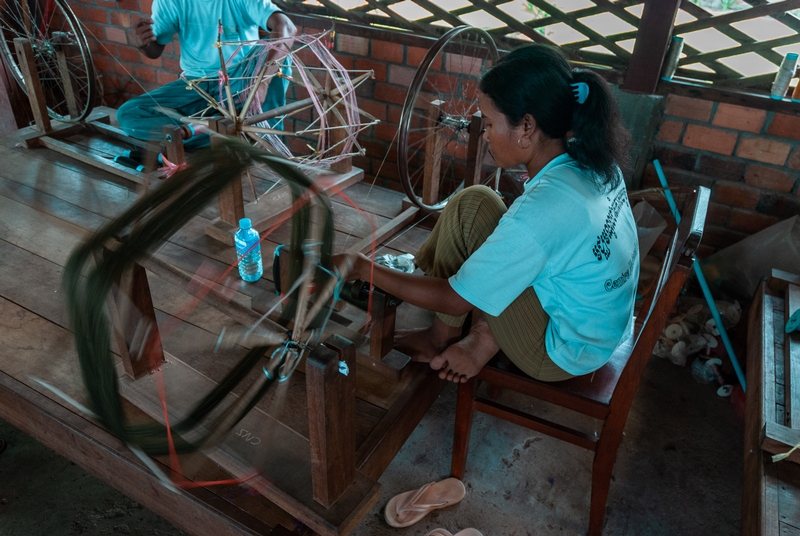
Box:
[133,16,165,59]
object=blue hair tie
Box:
[571,82,589,104]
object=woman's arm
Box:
[339,252,473,317]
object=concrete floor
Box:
[0,355,742,536]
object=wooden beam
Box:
[0,372,269,536]
[785,283,800,429]
[14,38,51,132]
[210,118,245,227]
[623,0,681,94]
[0,50,32,130]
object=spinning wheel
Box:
[0,0,96,121]
[398,26,498,212]
[181,31,377,172]
[64,140,343,458]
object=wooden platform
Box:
[743,274,800,536]
[0,126,441,536]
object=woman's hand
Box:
[332,251,367,281]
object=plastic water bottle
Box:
[234,218,263,282]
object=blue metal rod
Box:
[653,160,746,392]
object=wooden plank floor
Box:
[0,126,440,536]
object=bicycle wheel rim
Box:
[0,0,96,121]
[398,26,498,212]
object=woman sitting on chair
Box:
[337,44,639,384]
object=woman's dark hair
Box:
[479,44,631,191]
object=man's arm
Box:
[134,17,165,59]
[265,12,296,62]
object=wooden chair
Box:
[450,186,711,536]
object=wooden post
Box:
[465,111,485,189]
[163,124,186,166]
[52,32,79,120]
[105,258,165,380]
[785,283,800,428]
[423,100,445,206]
[210,118,245,226]
[306,334,356,507]
[369,288,397,360]
[622,0,681,94]
[14,38,51,133]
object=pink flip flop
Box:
[425,529,484,536]
[383,477,466,528]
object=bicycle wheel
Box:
[0,0,96,121]
[398,26,499,212]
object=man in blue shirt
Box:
[117,0,296,149]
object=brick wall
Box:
[647,94,800,258]
[69,1,799,255]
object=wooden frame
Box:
[12,38,162,187]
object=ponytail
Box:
[479,45,630,192]
[568,69,630,191]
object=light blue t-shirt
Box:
[152,0,280,78]
[449,154,639,376]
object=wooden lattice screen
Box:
[276,0,800,92]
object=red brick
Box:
[133,65,157,84]
[706,202,731,225]
[115,0,140,10]
[656,119,683,143]
[789,147,800,171]
[93,55,112,74]
[388,65,416,87]
[372,41,403,63]
[728,208,779,234]
[744,164,796,193]
[374,83,407,106]
[105,26,130,45]
[696,154,746,181]
[736,136,791,165]
[682,124,738,155]
[766,113,800,141]
[117,45,140,63]
[358,100,387,122]
[163,56,181,73]
[711,103,767,133]
[85,6,107,24]
[374,123,399,143]
[653,145,695,171]
[141,0,154,13]
[355,59,386,82]
[110,11,132,28]
[664,94,713,122]
[714,180,761,210]
[387,105,402,125]
[408,46,441,71]
[81,22,104,40]
[336,34,368,56]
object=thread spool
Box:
[771,52,798,100]
[661,36,684,81]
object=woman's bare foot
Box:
[394,316,462,363]
[430,316,499,383]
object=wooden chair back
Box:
[450,186,710,536]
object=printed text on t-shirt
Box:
[592,190,628,261]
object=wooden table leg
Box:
[106,260,165,379]
[306,334,356,508]
[369,288,397,360]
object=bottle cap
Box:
[239,218,252,229]
[788,53,799,62]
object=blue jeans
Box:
[117,54,290,150]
